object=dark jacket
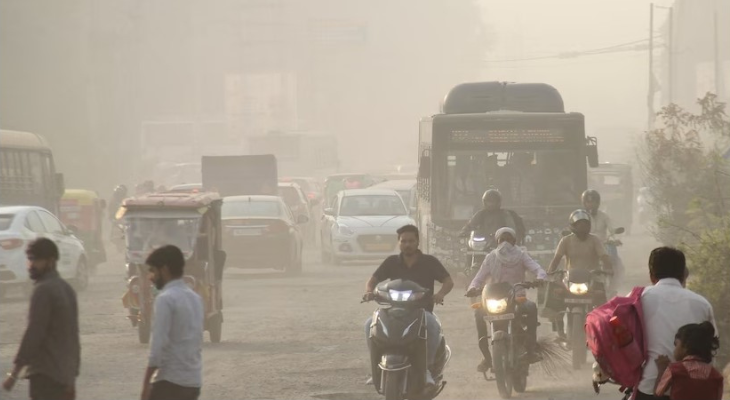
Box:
[460,208,526,245]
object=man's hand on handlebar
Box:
[464,287,481,297]
[432,293,445,305]
[361,292,375,303]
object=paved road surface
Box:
[0,234,659,400]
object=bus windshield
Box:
[438,149,583,219]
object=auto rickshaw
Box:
[59,189,107,268]
[118,191,227,344]
[587,162,634,233]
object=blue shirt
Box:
[149,279,204,388]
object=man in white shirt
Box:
[140,245,204,400]
[635,247,716,400]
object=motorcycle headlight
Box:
[337,224,355,236]
[569,283,589,295]
[485,298,509,314]
[468,236,487,251]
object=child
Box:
[655,321,724,400]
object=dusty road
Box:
[0,233,659,400]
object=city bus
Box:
[0,129,65,214]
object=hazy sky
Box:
[478,0,675,163]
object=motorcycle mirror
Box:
[614,227,625,234]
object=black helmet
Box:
[569,209,591,225]
[482,189,502,208]
[581,189,601,205]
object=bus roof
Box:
[0,129,52,151]
[122,192,221,210]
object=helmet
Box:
[569,209,591,226]
[581,189,601,206]
[482,189,502,208]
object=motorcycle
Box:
[365,279,451,400]
[546,268,611,369]
[470,281,539,399]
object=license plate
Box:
[365,243,392,251]
[233,228,260,236]
[485,313,515,321]
[564,298,593,304]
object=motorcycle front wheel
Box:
[383,370,405,400]
[492,339,513,399]
[571,313,587,369]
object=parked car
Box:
[221,196,308,275]
[278,182,315,245]
[368,179,417,213]
[279,177,323,205]
[321,189,416,265]
[0,205,89,298]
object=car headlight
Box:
[485,298,508,314]
[337,224,355,236]
[569,283,589,295]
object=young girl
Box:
[655,321,724,400]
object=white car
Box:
[368,179,417,211]
[321,189,416,264]
[0,206,89,297]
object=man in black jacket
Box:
[459,189,526,246]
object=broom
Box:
[533,335,573,379]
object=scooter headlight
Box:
[569,283,589,295]
[485,298,508,314]
[388,289,425,302]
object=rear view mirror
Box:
[55,173,65,197]
[614,227,625,235]
[586,136,599,168]
[418,149,431,180]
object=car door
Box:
[36,210,78,279]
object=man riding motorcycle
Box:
[581,190,624,294]
[465,227,547,373]
[363,224,455,388]
[459,189,526,246]
[547,209,613,274]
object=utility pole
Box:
[713,0,722,97]
[648,3,655,130]
[668,6,673,104]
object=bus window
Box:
[27,152,45,196]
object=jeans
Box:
[475,300,538,361]
[365,310,442,367]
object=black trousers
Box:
[29,374,69,400]
[634,390,670,400]
[150,380,201,400]
[475,300,539,361]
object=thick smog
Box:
[1,1,729,400]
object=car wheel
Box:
[286,244,303,276]
[73,258,89,291]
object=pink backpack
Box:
[585,286,648,392]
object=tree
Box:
[639,92,730,365]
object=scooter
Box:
[365,279,451,400]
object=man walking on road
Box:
[636,247,717,400]
[2,238,80,400]
[140,245,203,400]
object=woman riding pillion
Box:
[465,227,547,373]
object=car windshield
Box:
[0,214,14,230]
[223,200,283,218]
[339,195,406,216]
[278,187,301,206]
[124,217,200,260]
